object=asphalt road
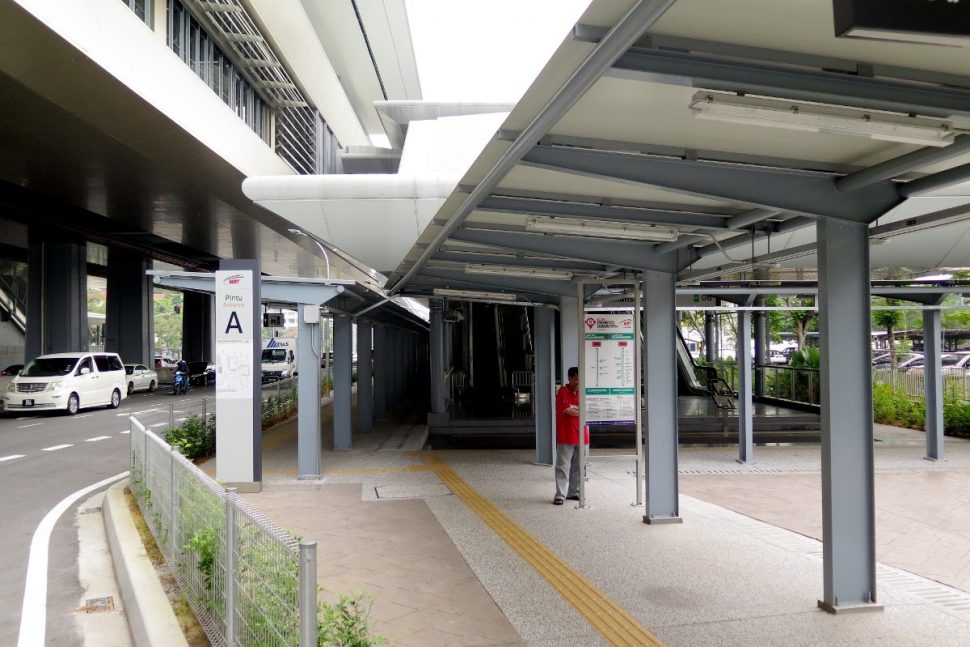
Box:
[0,384,217,646]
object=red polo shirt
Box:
[555,385,588,445]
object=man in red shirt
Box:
[554,366,588,505]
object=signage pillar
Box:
[215,260,261,491]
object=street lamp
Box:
[287,228,331,280]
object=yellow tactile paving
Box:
[418,452,665,647]
[324,465,434,475]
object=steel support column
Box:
[534,305,556,465]
[297,305,322,478]
[923,309,945,461]
[373,325,387,420]
[430,300,446,415]
[105,249,154,365]
[332,314,353,450]
[737,310,754,463]
[560,296,579,384]
[356,321,374,433]
[817,219,879,613]
[642,270,681,523]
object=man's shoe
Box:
[553,498,564,505]
[566,495,580,501]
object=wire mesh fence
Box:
[873,368,970,402]
[129,416,316,647]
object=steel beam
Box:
[432,251,608,272]
[816,220,879,614]
[642,270,681,524]
[373,324,387,420]
[523,146,899,223]
[297,304,322,478]
[837,135,970,192]
[451,228,678,272]
[613,46,970,119]
[356,321,374,433]
[898,162,970,198]
[332,315,353,450]
[479,195,732,230]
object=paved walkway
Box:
[204,417,970,646]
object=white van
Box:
[261,338,297,382]
[3,352,128,415]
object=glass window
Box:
[21,357,79,377]
[76,357,94,375]
[94,355,113,372]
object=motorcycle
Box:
[172,370,189,395]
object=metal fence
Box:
[872,368,970,402]
[758,364,821,406]
[129,416,316,647]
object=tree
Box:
[783,296,816,350]
[154,291,183,355]
[873,305,903,369]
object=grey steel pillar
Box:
[817,219,879,613]
[923,307,945,461]
[297,305,322,478]
[534,305,556,465]
[356,320,374,433]
[373,324,387,420]
[704,311,716,364]
[333,314,353,449]
[737,310,754,463]
[26,232,87,358]
[754,304,767,397]
[182,291,213,362]
[560,296,579,383]
[642,270,681,524]
[430,300,446,415]
[105,249,154,365]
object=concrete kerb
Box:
[102,479,188,647]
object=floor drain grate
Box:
[79,596,115,613]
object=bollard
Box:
[299,541,318,647]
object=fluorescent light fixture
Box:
[689,92,956,147]
[464,264,574,281]
[525,216,680,242]
[434,288,517,301]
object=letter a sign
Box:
[215,270,254,400]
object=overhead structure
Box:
[381,0,970,615]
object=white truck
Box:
[261,338,297,382]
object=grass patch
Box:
[124,486,211,647]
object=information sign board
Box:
[583,313,636,425]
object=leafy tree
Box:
[782,296,816,350]
[873,303,903,369]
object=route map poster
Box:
[583,313,636,425]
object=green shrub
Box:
[165,414,216,461]
[872,383,924,430]
[262,389,298,429]
[319,592,385,647]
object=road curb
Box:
[103,479,188,647]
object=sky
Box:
[404,0,591,102]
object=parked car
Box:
[907,352,970,376]
[124,363,158,394]
[187,361,216,386]
[3,352,127,415]
[155,356,177,384]
[872,352,922,368]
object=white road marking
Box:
[85,436,111,442]
[41,444,72,452]
[149,422,167,428]
[119,430,130,435]
[119,407,160,417]
[18,471,128,647]
[0,454,26,462]
[17,423,42,429]
[176,417,187,422]
[75,414,91,419]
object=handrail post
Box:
[225,488,238,646]
[299,541,318,647]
